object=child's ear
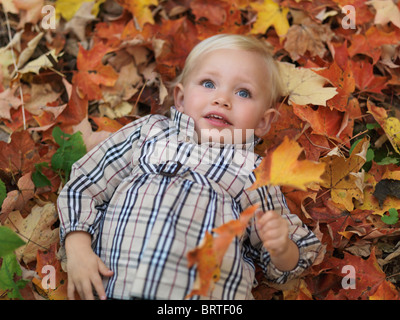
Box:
[173,83,185,112]
[254,108,279,137]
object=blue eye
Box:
[237,89,251,98]
[202,80,215,89]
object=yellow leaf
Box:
[278,62,338,106]
[250,0,290,39]
[56,0,94,21]
[320,137,369,211]
[249,136,326,191]
[367,101,400,154]
[116,0,158,29]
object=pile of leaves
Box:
[1,0,400,300]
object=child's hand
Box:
[256,209,290,256]
[65,231,114,300]
[256,209,299,271]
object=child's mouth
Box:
[204,114,232,126]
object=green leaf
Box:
[0,226,25,258]
[381,208,399,225]
[0,179,6,208]
[376,156,399,165]
[366,123,380,130]
[32,162,52,188]
[51,126,87,181]
[0,253,28,299]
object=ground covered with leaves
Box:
[1,0,400,300]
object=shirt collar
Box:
[170,107,261,151]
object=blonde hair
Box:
[170,34,284,108]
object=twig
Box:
[3,9,26,130]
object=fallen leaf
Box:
[284,17,334,61]
[115,0,158,29]
[74,42,119,100]
[249,136,326,191]
[3,203,59,264]
[1,172,35,216]
[367,0,400,29]
[250,0,290,39]
[367,101,400,154]
[320,137,369,211]
[313,60,355,112]
[32,243,69,300]
[278,62,338,106]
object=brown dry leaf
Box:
[367,0,400,29]
[284,17,334,61]
[0,87,21,120]
[1,172,35,216]
[3,202,59,264]
[24,83,62,116]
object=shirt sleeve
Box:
[57,115,150,246]
[240,156,322,284]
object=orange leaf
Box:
[249,136,325,191]
[186,205,258,298]
[313,60,355,112]
[32,243,69,300]
[74,42,118,100]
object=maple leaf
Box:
[186,205,257,298]
[115,0,158,29]
[55,0,103,21]
[0,130,41,177]
[1,172,35,217]
[250,0,289,39]
[32,243,68,300]
[256,103,305,155]
[0,87,21,120]
[74,42,119,100]
[367,101,400,154]
[350,59,388,94]
[190,0,231,26]
[306,193,371,247]
[367,0,400,29]
[249,136,326,192]
[320,137,369,211]
[284,17,334,61]
[292,103,353,144]
[347,26,400,64]
[278,62,338,107]
[315,248,397,299]
[313,60,355,112]
[356,170,400,216]
[3,203,59,264]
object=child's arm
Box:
[65,231,113,300]
[241,156,321,283]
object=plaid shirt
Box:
[57,107,321,300]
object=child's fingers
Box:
[67,280,76,300]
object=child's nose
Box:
[213,97,231,109]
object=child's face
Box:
[174,48,275,144]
